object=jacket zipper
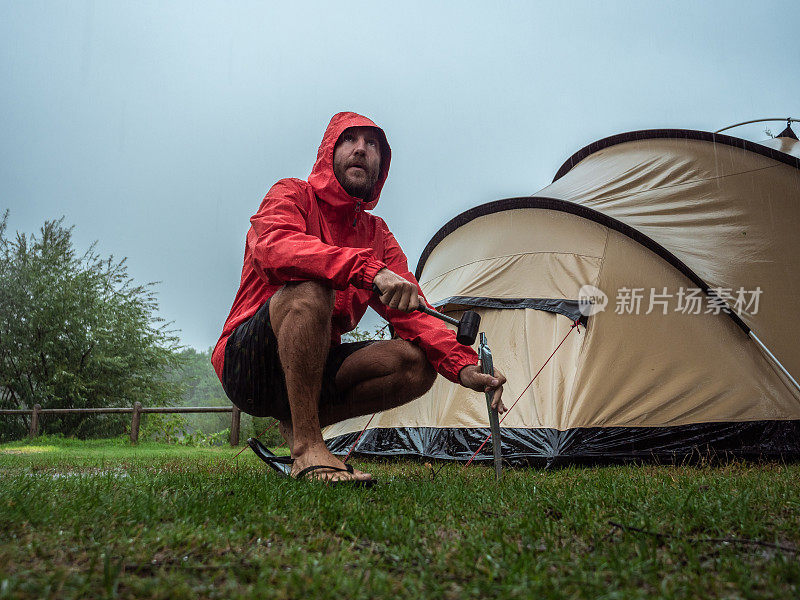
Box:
[352,200,362,226]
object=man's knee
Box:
[270,281,334,328]
[394,341,436,396]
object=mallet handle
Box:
[372,283,461,327]
[372,283,460,327]
[417,303,460,326]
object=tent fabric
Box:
[324,128,800,464]
[415,196,750,333]
[552,129,800,181]
[544,130,800,382]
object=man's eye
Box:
[367,139,378,147]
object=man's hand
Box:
[372,268,420,313]
[459,364,507,413]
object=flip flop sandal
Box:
[294,464,377,488]
[248,437,293,477]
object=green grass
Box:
[1,438,798,599]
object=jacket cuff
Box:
[440,350,480,383]
[356,258,387,290]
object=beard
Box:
[335,165,379,200]
[341,177,374,200]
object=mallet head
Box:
[456,310,481,346]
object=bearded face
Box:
[332,126,382,200]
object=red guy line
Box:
[344,412,376,462]
[233,417,279,459]
[464,321,580,468]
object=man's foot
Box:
[290,442,373,484]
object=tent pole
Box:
[715,117,797,134]
[749,332,800,394]
[479,333,502,480]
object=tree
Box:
[0,212,182,439]
[160,347,231,436]
[342,322,391,343]
[169,347,228,408]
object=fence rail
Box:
[0,403,242,446]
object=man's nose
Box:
[352,136,367,154]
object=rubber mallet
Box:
[417,304,481,346]
[373,285,480,345]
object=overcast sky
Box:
[2,1,798,350]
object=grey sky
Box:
[2,1,798,350]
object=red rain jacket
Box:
[212,112,479,384]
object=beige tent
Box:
[325,126,800,465]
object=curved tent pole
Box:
[550,128,800,183]
[715,117,797,134]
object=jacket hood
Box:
[308,111,391,211]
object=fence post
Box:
[29,404,41,438]
[230,405,241,447]
[130,401,142,444]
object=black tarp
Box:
[327,421,800,467]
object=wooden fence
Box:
[0,403,242,446]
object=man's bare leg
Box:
[269,281,372,483]
[321,339,437,427]
[278,421,293,454]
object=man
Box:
[212,112,506,484]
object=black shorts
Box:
[221,299,377,421]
